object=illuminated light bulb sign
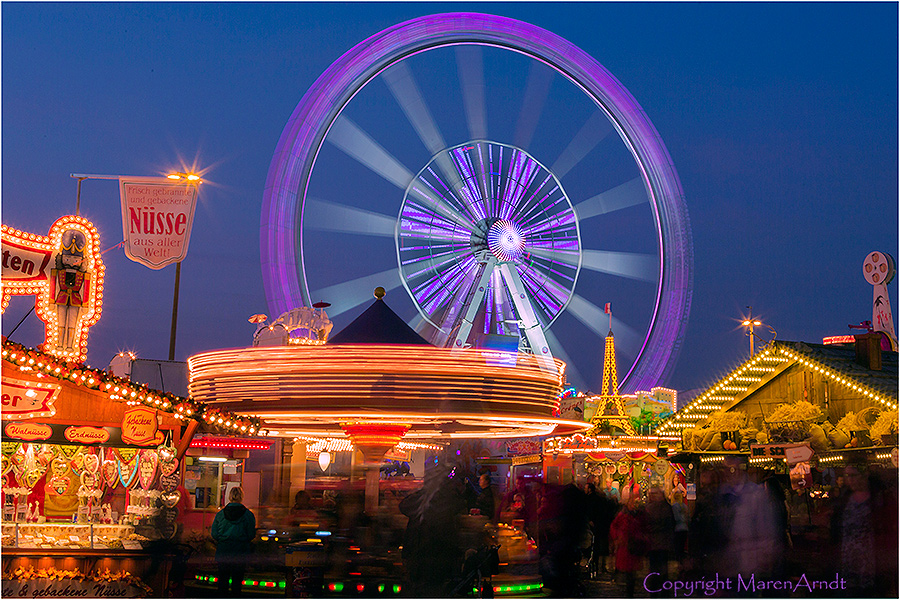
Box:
[1,216,105,362]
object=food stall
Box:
[1,340,263,597]
[658,338,898,584]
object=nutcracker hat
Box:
[60,229,87,257]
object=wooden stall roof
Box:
[659,339,898,436]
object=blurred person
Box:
[762,476,791,579]
[211,486,256,597]
[472,472,498,521]
[584,482,617,579]
[717,456,778,581]
[400,464,467,597]
[289,490,317,525]
[831,465,898,596]
[538,483,589,597]
[610,494,648,598]
[686,468,726,577]
[670,491,689,575]
[645,485,676,583]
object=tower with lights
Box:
[589,329,635,435]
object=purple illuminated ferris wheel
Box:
[261,13,693,393]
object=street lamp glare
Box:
[167,171,203,183]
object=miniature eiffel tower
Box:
[589,329,635,436]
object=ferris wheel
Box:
[261,13,693,393]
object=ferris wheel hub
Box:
[487,219,526,263]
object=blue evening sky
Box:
[2,2,897,398]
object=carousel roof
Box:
[326,296,430,346]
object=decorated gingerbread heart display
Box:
[159,457,179,477]
[138,450,159,490]
[82,452,100,475]
[117,453,139,489]
[101,459,118,489]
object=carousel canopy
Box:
[326,295,430,346]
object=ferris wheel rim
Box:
[261,12,693,390]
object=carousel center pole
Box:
[341,423,411,513]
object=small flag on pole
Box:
[604,303,611,314]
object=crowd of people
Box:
[206,459,897,598]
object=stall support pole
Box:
[168,262,182,361]
[175,419,200,461]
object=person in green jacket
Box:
[211,486,256,596]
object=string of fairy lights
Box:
[2,340,264,436]
[658,342,898,436]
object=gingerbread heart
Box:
[22,467,45,489]
[70,452,85,474]
[159,458,179,477]
[82,452,100,474]
[118,459,139,489]
[161,490,181,508]
[138,450,158,490]
[101,460,118,489]
[49,475,70,495]
[159,473,180,492]
[50,456,70,478]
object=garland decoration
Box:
[2,339,265,435]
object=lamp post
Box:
[69,171,202,361]
[741,306,776,357]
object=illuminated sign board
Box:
[1,216,105,361]
[119,178,198,269]
[0,377,60,420]
[121,407,162,446]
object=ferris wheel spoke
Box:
[520,268,569,317]
[573,177,648,221]
[544,328,587,391]
[521,209,578,237]
[381,62,447,156]
[405,248,474,285]
[407,181,479,233]
[399,211,471,243]
[312,267,403,318]
[527,245,580,267]
[381,63,465,192]
[456,46,488,140]
[514,61,553,151]
[304,197,397,237]
[431,266,480,343]
[500,150,541,220]
[567,294,643,354]
[550,111,614,178]
[328,115,414,189]
[581,250,658,283]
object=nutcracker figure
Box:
[50,228,91,353]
